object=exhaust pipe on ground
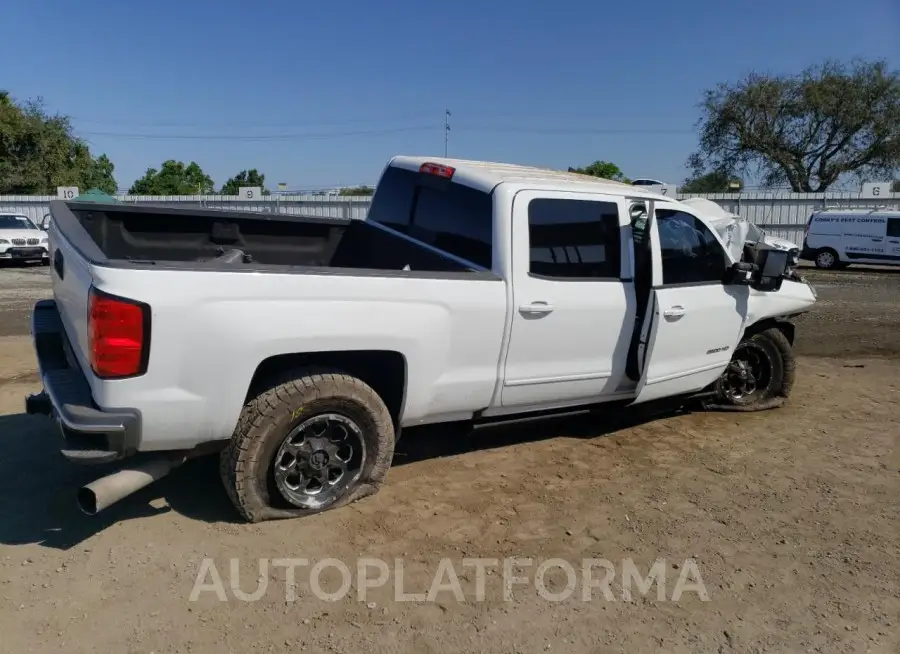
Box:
[77,455,185,516]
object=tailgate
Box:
[47,219,95,376]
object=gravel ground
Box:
[0,263,897,653]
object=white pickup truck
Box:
[27,156,817,522]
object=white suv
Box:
[0,214,50,265]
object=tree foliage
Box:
[892,180,900,193]
[339,185,374,196]
[689,59,900,192]
[567,160,630,183]
[681,171,744,193]
[220,168,270,195]
[129,160,214,195]
[0,91,117,194]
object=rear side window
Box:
[528,199,621,279]
[367,165,493,268]
[887,218,900,238]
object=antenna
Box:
[444,110,451,158]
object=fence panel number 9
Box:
[239,187,261,201]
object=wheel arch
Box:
[742,318,795,347]
[244,350,408,429]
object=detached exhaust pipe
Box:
[77,455,185,516]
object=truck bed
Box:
[50,201,478,274]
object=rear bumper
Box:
[26,299,141,464]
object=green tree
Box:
[0,91,117,194]
[338,185,374,196]
[689,59,900,192]
[567,161,630,183]
[681,171,744,193]
[129,160,214,195]
[220,168,270,195]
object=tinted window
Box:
[657,210,728,285]
[367,166,493,268]
[887,218,900,238]
[366,166,415,234]
[528,199,621,279]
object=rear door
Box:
[500,190,634,407]
[632,206,748,404]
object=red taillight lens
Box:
[88,288,149,379]
[419,162,455,179]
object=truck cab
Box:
[370,157,814,411]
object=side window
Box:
[528,198,621,280]
[657,210,729,285]
[410,181,493,268]
[887,218,900,238]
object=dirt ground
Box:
[0,264,897,654]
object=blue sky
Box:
[3,0,898,191]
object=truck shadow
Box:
[0,404,682,551]
[0,413,237,550]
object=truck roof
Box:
[389,155,673,200]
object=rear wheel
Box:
[220,368,395,522]
[814,248,839,269]
[705,327,795,412]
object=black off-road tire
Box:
[704,327,795,412]
[220,368,395,523]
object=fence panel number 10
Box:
[57,187,78,200]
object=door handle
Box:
[663,305,685,318]
[519,301,554,315]
[53,249,64,279]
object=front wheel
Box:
[705,327,795,412]
[814,248,839,269]
[220,368,395,522]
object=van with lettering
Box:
[800,209,900,269]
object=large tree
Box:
[220,168,270,195]
[689,60,900,192]
[129,160,214,195]
[680,171,744,193]
[0,91,117,194]
[567,160,630,183]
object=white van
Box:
[800,209,900,269]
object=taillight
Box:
[419,162,455,179]
[88,288,150,379]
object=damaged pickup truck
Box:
[26,156,817,522]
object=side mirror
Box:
[727,261,755,285]
[752,248,789,292]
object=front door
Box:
[633,206,748,404]
[500,190,635,408]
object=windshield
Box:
[0,215,38,230]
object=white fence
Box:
[3,192,900,244]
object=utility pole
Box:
[444,110,451,158]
